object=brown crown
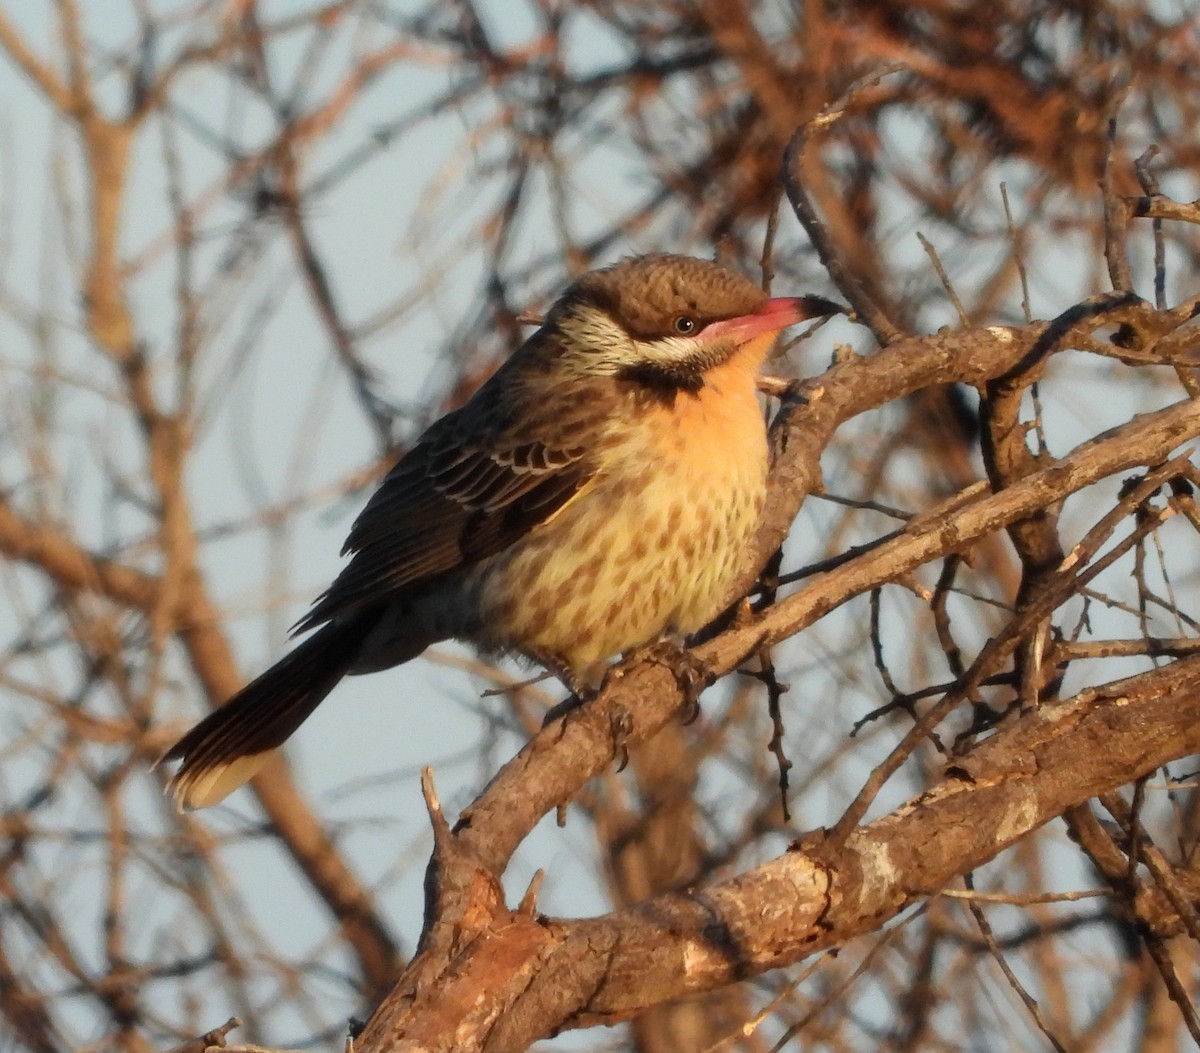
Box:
[559,254,768,341]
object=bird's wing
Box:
[293,389,594,634]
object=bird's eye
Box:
[673,315,697,334]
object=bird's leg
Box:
[538,657,604,727]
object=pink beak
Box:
[703,295,842,343]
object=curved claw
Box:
[636,639,712,722]
[610,706,634,771]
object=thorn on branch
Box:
[164,1017,243,1053]
[421,766,450,843]
[519,869,544,914]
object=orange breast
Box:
[636,334,771,472]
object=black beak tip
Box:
[799,295,848,320]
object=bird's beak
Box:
[702,295,844,344]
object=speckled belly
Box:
[467,387,769,673]
[476,477,763,670]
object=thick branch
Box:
[361,657,1200,1050]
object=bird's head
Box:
[543,254,841,391]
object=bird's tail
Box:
[159,614,373,809]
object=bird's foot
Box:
[632,638,713,724]
[539,669,633,771]
[609,704,634,772]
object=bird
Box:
[161,254,840,808]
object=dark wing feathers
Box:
[458,468,588,563]
[293,413,593,634]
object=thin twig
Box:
[917,232,969,327]
[962,875,1070,1053]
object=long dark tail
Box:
[161,614,374,809]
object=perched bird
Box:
[162,254,840,807]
